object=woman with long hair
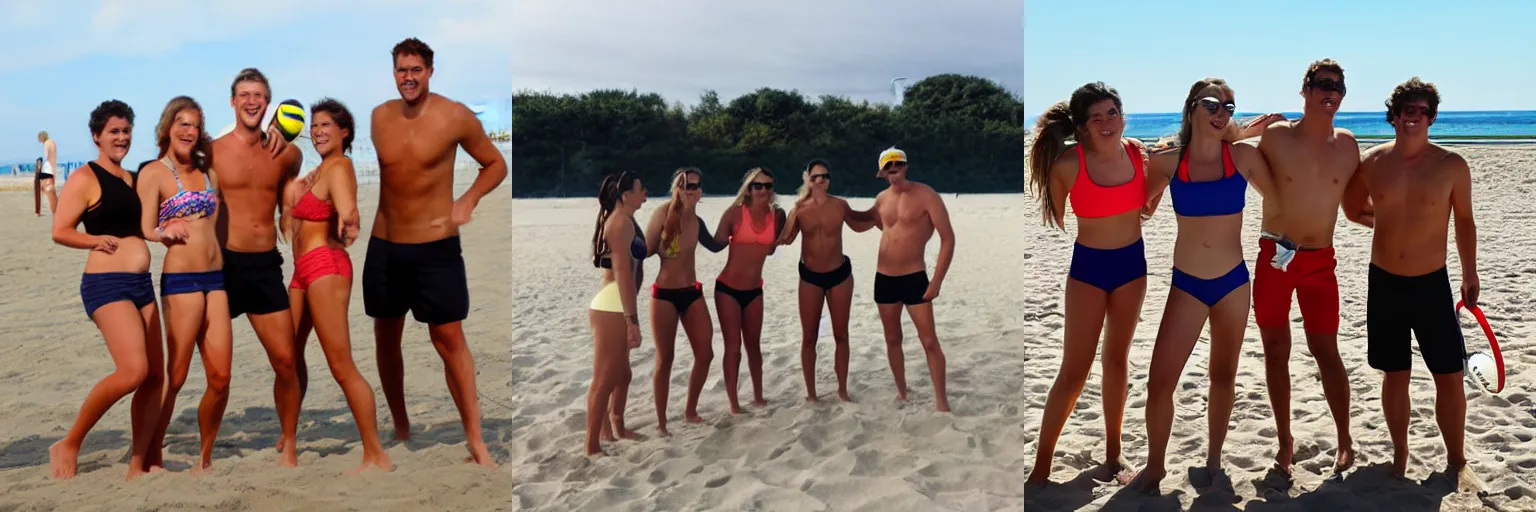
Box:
[586,171,647,455]
[1130,78,1279,491]
[1025,82,1151,486]
[643,167,728,435]
[710,168,786,414]
[137,96,233,473]
[281,98,391,473]
[47,100,166,480]
[776,159,872,402]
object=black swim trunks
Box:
[362,236,470,326]
[799,256,853,292]
[1366,264,1466,375]
[874,270,929,305]
[223,248,290,318]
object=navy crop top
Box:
[1170,142,1247,217]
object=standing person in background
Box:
[38,132,59,214]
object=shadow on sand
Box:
[1,405,513,477]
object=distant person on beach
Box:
[776,159,877,403]
[138,97,233,473]
[644,167,727,435]
[37,131,58,214]
[708,167,786,414]
[1025,83,1150,486]
[1342,77,1484,491]
[849,147,955,413]
[1253,58,1360,476]
[1130,78,1282,492]
[586,171,646,455]
[209,67,304,467]
[47,100,164,481]
[280,98,390,473]
[365,37,506,467]
[33,157,48,216]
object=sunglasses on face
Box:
[749,181,774,191]
[1399,105,1432,117]
[1198,97,1236,115]
[1308,77,1346,94]
[682,181,701,191]
[810,173,830,182]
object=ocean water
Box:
[1119,110,1536,142]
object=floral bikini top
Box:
[157,156,218,226]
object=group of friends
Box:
[1025,58,1484,493]
[582,149,957,456]
[46,38,508,480]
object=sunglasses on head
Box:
[1308,77,1346,94]
[810,172,830,182]
[1198,97,1236,115]
[749,181,774,191]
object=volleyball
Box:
[264,99,306,141]
[1467,352,1499,394]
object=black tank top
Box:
[81,162,143,238]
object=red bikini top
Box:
[292,191,335,222]
[1068,141,1146,219]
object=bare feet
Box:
[146,465,167,474]
[1275,435,1294,473]
[191,461,213,475]
[728,405,744,415]
[48,441,80,480]
[1333,442,1355,474]
[657,426,671,438]
[1109,456,1136,485]
[1452,463,1486,492]
[393,423,410,442]
[896,389,909,402]
[935,397,951,413]
[805,395,818,403]
[466,440,497,468]
[348,453,393,475]
[838,390,851,402]
[1128,466,1167,494]
[616,428,640,441]
[752,397,768,408]
[684,413,704,424]
[1392,449,1408,478]
[278,440,298,468]
[1025,468,1050,488]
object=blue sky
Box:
[1025,0,1536,117]
[0,0,511,166]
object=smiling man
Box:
[1342,77,1483,490]
[1252,58,1361,476]
[365,38,506,468]
[204,67,305,468]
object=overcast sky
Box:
[511,0,1022,105]
[0,0,511,165]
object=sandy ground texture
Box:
[1022,144,1536,511]
[509,193,1027,511]
[0,180,515,511]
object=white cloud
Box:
[510,0,1021,103]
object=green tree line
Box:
[511,74,1025,198]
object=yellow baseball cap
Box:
[878,147,907,171]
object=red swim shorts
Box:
[1253,238,1339,333]
[290,246,353,290]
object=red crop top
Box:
[1068,141,1146,219]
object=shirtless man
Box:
[37,131,58,215]
[776,159,877,403]
[853,148,955,412]
[365,38,505,467]
[1342,77,1483,490]
[207,67,304,467]
[1253,58,1359,474]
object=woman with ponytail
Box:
[709,167,786,414]
[642,167,725,435]
[1026,82,1152,486]
[585,171,647,456]
[775,159,873,402]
